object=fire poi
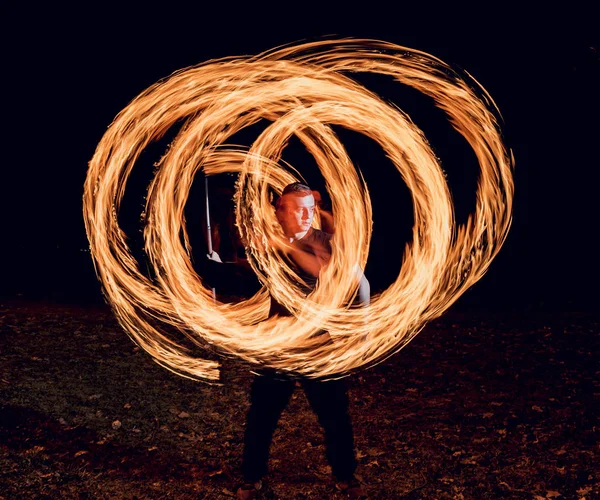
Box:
[83,38,514,381]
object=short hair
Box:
[275,182,312,209]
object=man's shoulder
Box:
[304,228,333,249]
[308,228,333,242]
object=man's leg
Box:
[241,373,295,482]
[302,378,357,481]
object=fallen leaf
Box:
[25,445,45,455]
[317,465,332,475]
[178,411,190,418]
[112,420,122,430]
[532,405,543,412]
[545,491,561,498]
[74,450,88,457]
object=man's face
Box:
[276,193,315,238]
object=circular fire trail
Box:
[83,38,514,381]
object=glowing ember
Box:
[83,39,514,381]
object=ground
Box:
[0,300,597,499]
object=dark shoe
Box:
[336,476,367,499]
[236,480,262,500]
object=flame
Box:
[83,39,514,382]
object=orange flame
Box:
[83,39,514,382]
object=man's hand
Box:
[313,189,335,234]
[207,251,222,263]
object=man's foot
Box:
[236,480,262,500]
[336,476,367,499]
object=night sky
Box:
[2,4,598,312]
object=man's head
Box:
[275,182,315,239]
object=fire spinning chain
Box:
[83,39,514,381]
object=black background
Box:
[2,3,598,312]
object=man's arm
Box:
[355,268,371,306]
[351,265,371,348]
[286,245,330,278]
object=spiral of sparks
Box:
[83,39,514,381]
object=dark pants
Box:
[241,373,357,482]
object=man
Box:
[209,183,368,499]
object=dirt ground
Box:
[0,300,597,499]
